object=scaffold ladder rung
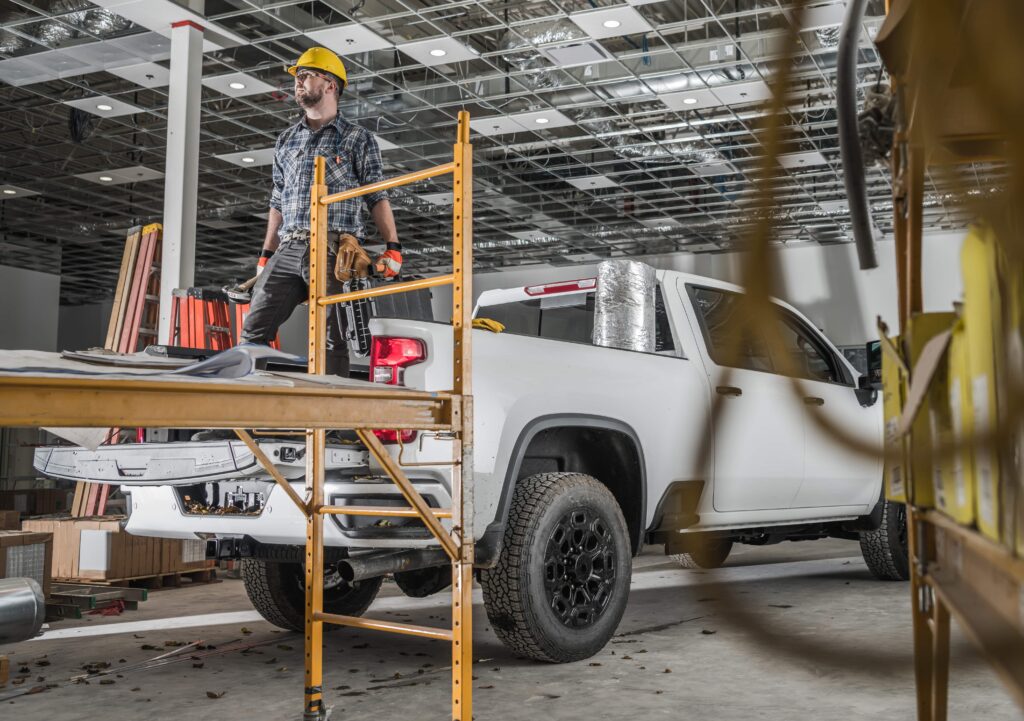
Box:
[318,505,452,518]
[313,612,454,641]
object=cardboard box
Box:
[19,516,208,581]
[882,333,910,503]
[904,312,958,508]
[946,322,977,526]
[0,530,53,598]
[961,226,1004,544]
[0,510,19,530]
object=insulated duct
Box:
[592,259,656,353]
[0,577,46,644]
[836,0,878,270]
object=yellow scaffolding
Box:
[0,111,476,720]
[876,4,1024,718]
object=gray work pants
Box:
[240,238,350,376]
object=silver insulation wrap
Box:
[592,260,656,353]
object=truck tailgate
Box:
[34,440,367,485]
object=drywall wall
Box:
[0,264,60,351]
[439,231,967,346]
[57,299,114,351]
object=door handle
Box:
[716,386,742,397]
[803,396,825,406]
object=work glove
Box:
[256,248,274,276]
[335,233,372,283]
[375,242,402,279]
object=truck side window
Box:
[688,286,773,372]
[770,309,846,385]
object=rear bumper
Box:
[123,478,452,549]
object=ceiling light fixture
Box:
[429,48,447,57]
[602,19,622,29]
[682,97,698,105]
[241,156,256,164]
[2,189,16,195]
[99,175,113,182]
[96,103,113,111]
[228,81,246,90]
[535,117,550,124]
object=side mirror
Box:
[864,340,882,390]
[855,374,879,407]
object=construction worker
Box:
[241,46,402,377]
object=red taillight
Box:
[524,278,596,296]
[369,336,426,385]
[372,429,417,444]
[369,337,426,445]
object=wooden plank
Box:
[105,227,142,351]
[0,376,454,430]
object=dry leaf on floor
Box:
[206,691,225,699]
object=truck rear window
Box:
[478,287,676,353]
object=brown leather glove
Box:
[334,233,372,282]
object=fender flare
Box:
[475,413,647,566]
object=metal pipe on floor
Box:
[0,577,46,644]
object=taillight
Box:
[369,337,426,385]
[369,337,426,445]
[372,429,417,444]
[524,278,596,296]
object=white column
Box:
[158,19,204,343]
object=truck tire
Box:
[242,558,382,631]
[670,537,733,569]
[480,472,632,663]
[858,499,910,580]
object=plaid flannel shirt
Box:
[270,114,388,238]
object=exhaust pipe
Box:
[339,548,450,583]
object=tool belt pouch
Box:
[334,233,371,282]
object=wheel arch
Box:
[477,414,646,565]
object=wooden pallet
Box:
[52,566,217,589]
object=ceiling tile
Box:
[542,42,612,68]
[0,185,41,200]
[75,166,164,185]
[510,109,575,131]
[202,72,277,98]
[64,95,144,118]
[568,6,654,40]
[471,115,530,137]
[214,148,276,168]
[306,23,394,55]
[107,61,170,88]
[567,176,619,190]
[710,80,774,106]
[778,150,829,168]
[397,37,479,66]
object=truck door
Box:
[682,282,805,512]
[766,307,882,510]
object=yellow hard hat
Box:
[288,47,347,91]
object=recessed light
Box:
[99,175,113,182]
[602,19,622,29]
[96,103,113,111]
[229,81,246,90]
[429,48,447,57]
[682,97,698,105]
[241,156,256,164]
[2,189,16,195]
[534,117,550,124]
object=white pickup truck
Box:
[35,269,902,663]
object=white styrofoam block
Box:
[78,529,112,572]
[182,539,206,563]
[6,543,46,585]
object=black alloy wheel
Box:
[543,508,617,628]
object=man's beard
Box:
[297,87,323,108]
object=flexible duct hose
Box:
[837,0,879,270]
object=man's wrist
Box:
[385,241,401,252]
[260,248,275,260]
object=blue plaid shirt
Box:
[270,114,388,237]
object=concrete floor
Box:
[2,539,1019,720]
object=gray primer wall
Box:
[0,264,59,351]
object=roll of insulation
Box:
[0,577,46,644]
[592,260,656,353]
